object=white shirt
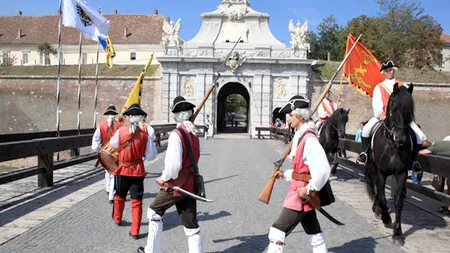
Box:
[318,98,336,119]
[91,127,102,152]
[372,78,398,118]
[161,124,185,182]
[285,123,330,192]
[109,126,158,161]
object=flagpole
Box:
[311,33,362,114]
[93,40,100,129]
[55,0,63,161]
[93,7,102,129]
[76,32,83,134]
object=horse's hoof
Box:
[392,236,405,246]
[382,213,392,226]
[374,213,381,220]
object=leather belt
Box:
[292,172,311,183]
[120,159,143,167]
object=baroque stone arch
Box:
[216,82,250,133]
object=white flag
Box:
[62,0,109,39]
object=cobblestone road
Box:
[1,136,448,253]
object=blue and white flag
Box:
[62,0,109,40]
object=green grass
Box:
[0,165,19,173]
[313,60,450,84]
[0,64,160,77]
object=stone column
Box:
[250,74,263,137]
[262,74,271,126]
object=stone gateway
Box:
[157,0,314,136]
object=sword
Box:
[157,182,215,203]
[317,208,344,226]
[301,194,344,226]
[172,186,216,203]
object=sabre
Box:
[157,182,216,203]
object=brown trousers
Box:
[272,208,322,236]
[150,188,199,229]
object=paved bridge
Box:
[1,135,449,253]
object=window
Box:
[82,53,87,65]
[130,52,136,60]
[2,52,9,64]
[22,52,28,65]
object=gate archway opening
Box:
[216,82,250,133]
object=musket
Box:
[190,37,242,122]
[258,35,362,221]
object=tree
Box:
[403,15,444,68]
[306,31,320,59]
[1,54,17,66]
[225,94,247,115]
[343,15,387,59]
[38,42,57,66]
[316,15,345,61]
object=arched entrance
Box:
[217,82,250,133]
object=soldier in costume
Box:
[110,104,158,240]
[91,105,121,203]
[267,95,330,253]
[138,96,203,253]
[315,87,337,132]
[357,60,430,165]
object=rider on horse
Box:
[356,60,430,165]
[316,86,337,132]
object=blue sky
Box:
[2,0,449,45]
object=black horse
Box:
[365,83,417,246]
[318,108,350,175]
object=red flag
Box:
[343,34,385,97]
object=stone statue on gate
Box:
[162,18,182,49]
[288,19,310,52]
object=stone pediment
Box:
[160,0,309,61]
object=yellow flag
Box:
[120,54,154,116]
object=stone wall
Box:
[311,84,450,142]
[0,76,162,133]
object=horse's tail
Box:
[365,164,377,201]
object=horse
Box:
[365,83,417,246]
[318,108,350,175]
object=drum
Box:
[98,143,119,174]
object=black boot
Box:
[357,137,370,165]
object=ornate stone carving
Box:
[226,51,247,73]
[218,1,249,20]
[273,51,290,59]
[198,49,211,57]
[181,77,195,97]
[162,18,182,49]
[274,79,287,99]
[182,49,197,56]
[288,19,310,51]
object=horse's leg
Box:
[374,172,391,226]
[330,151,338,175]
[392,171,407,246]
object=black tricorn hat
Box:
[380,60,399,73]
[122,104,147,116]
[170,96,195,113]
[103,105,118,115]
[279,95,310,114]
